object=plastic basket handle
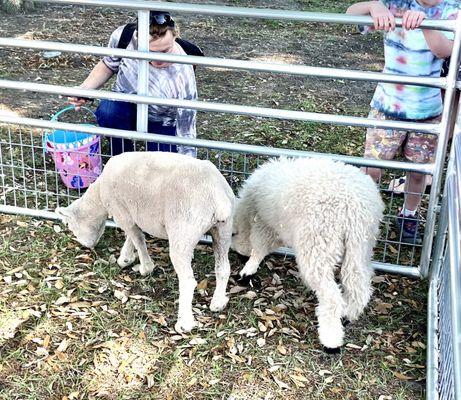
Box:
[43,105,97,153]
[51,105,97,122]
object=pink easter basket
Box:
[44,106,102,190]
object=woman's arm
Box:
[347,1,395,31]
[69,61,115,108]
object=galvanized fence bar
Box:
[36,0,455,31]
[447,154,461,399]
[0,79,441,134]
[420,15,461,277]
[135,10,150,134]
[0,38,446,88]
[426,92,461,399]
[0,203,422,278]
[0,115,435,174]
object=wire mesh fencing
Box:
[0,122,431,271]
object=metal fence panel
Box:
[427,102,461,400]
[0,120,431,277]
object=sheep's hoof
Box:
[236,274,262,289]
[133,262,154,276]
[117,255,136,268]
[323,346,341,355]
[175,318,197,333]
[210,295,229,312]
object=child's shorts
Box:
[364,108,440,163]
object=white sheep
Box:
[56,152,235,333]
[232,157,384,351]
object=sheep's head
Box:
[231,199,252,257]
[56,198,106,249]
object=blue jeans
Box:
[95,99,177,156]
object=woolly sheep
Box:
[232,157,384,351]
[56,152,235,333]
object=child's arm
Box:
[422,30,454,59]
[346,1,395,31]
[402,10,454,59]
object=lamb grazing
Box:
[56,152,235,333]
[232,157,384,352]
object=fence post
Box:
[420,14,461,278]
[136,9,150,133]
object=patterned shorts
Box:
[364,108,440,163]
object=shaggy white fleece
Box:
[232,157,384,350]
[56,152,235,333]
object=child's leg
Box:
[403,128,438,213]
[363,109,405,181]
[95,100,137,155]
[403,171,427,213]
[394,127,438,244]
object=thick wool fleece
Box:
[233,157,384,349]
[57,152,235,333]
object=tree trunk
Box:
[1,0,35,13]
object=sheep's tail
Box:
[340,213,378,322]
[212,182,234,223]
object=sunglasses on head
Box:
[149,12,175,27]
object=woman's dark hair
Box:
[149,11,179,39]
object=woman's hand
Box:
[370,1,395,31]
[67,61,115,109]
[402,10,426,30]
[68,96,89,110]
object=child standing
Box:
[346,0,458,244]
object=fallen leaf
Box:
[229,286,247,294]
[258,321,267,332]
[393,371,412,380]
[272,376,290,389]
[55,296,70,306]
[114,290,129,303]
[189,338,207,345]
[277,345,287,355]
[197,279,208,291]
[374,301,393,315]
[56,339,68,353]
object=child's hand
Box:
[402,10,426,30]
[370,1,395,31]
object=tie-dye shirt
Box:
[102,26,198,157]
[364,0,458,120]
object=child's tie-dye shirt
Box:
[364,0,458,120]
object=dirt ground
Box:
[0,1,428,399]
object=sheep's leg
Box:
[117,237,137,268]
[169,243,197,333]
[124,226,155,276]
[209,222,232,312]
[239,248,266,278]
[341,239,374,322]
[297,251,345,351]
[239,221,275,278]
